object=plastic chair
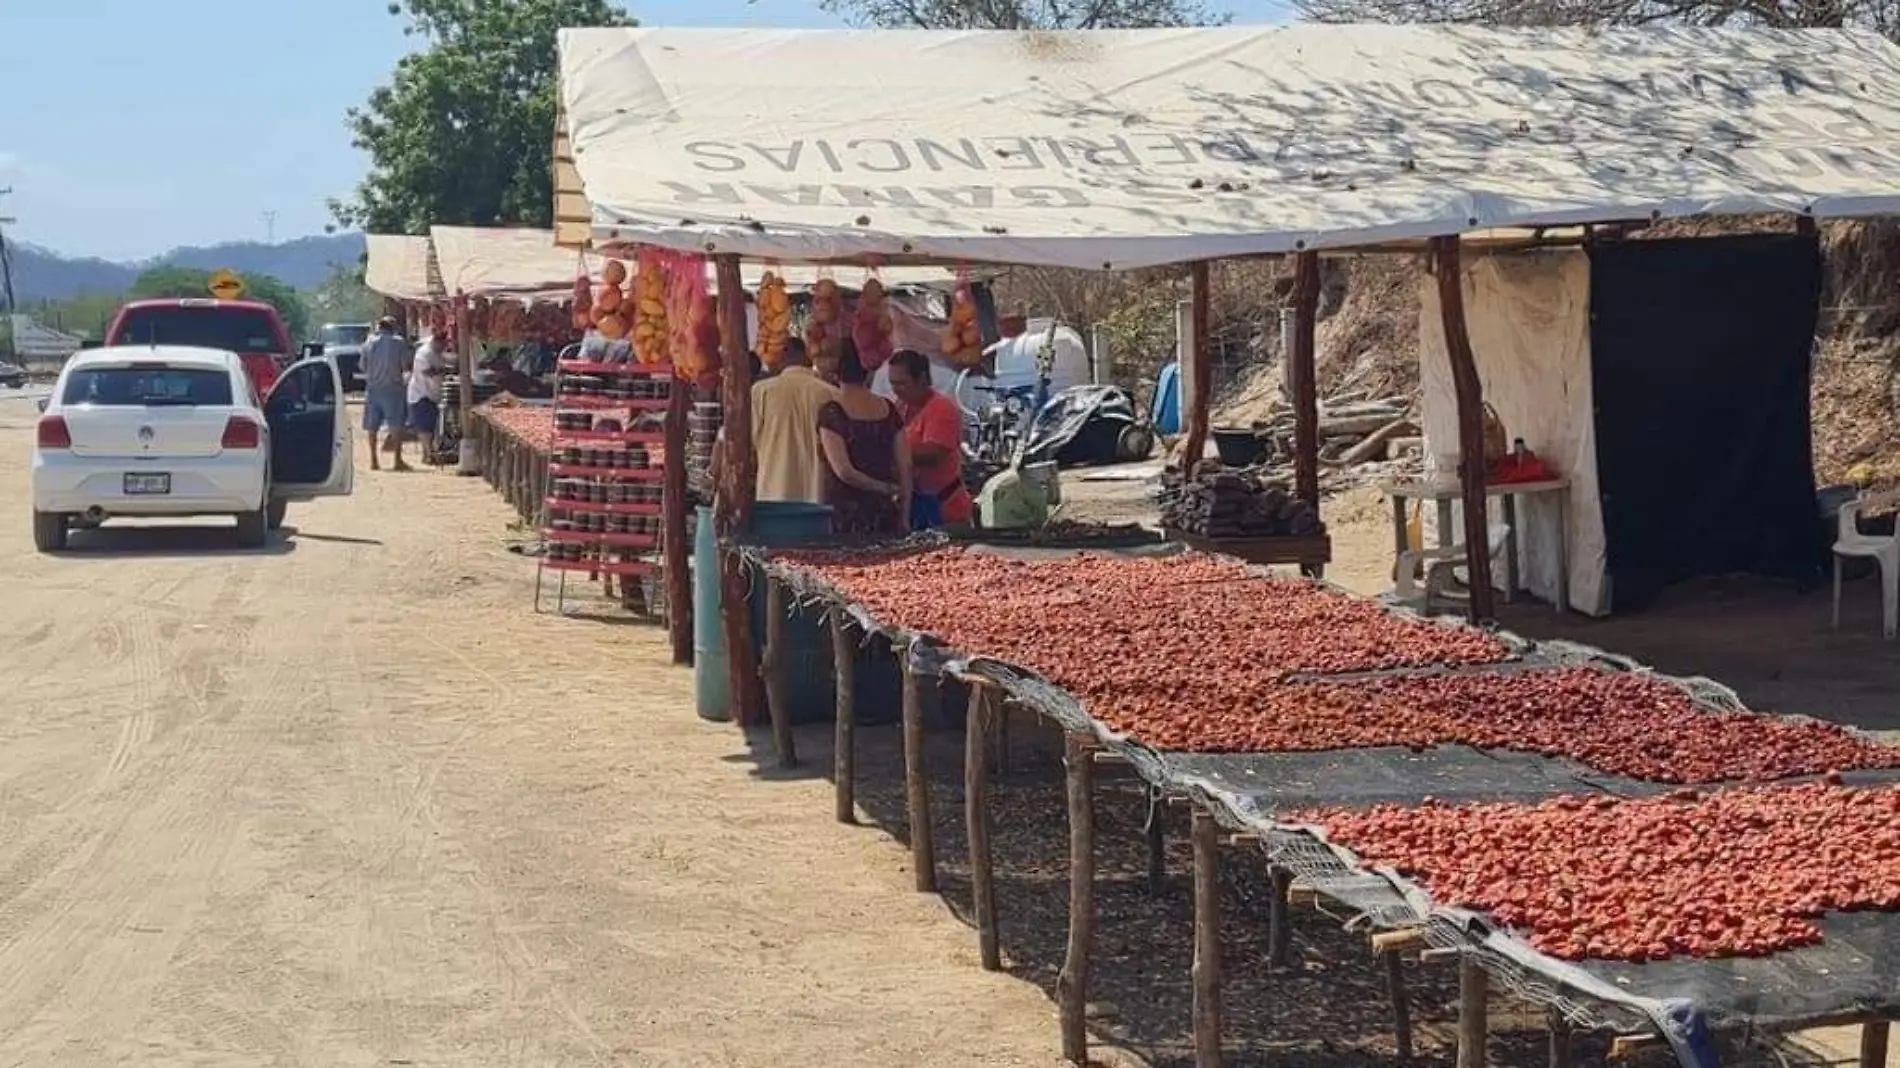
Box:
[1395,522,1513,614]
[1832,489,1900,638]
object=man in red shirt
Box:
[888,349,974,527]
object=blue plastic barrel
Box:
[750,501,838,725]
[693,505,731,721]
[1151,361,1182,435]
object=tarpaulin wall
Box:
[1420,249,1609,614]
[1588,234,1826,609]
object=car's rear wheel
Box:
[266,499,288,530]
[235,508,269,548]
[32,511,67,552]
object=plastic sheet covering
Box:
[746,539,1900,1059]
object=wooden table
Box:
[1378,477,1569,612]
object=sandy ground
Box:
[0,395,1065,1068]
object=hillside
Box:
[8,233,367,301]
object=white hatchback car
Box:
[31,344,354,551]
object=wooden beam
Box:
[1457,955,1489,1068]
[762,578,796,767]
[1179,261,1213,476]
[1058,731,1096,1065]
[1144,787,1167,896]
[1290,250,1322,512]
[662,373,691,664]
[832,613,856,824]
[966,684,1000,971]
[1192,808,1224,1068]
[713,254,764,724]
[1267,866,1295,968]
[1429,236,1498,623]
[1861,1020,1890,1068]
[1371,928,1428,955]
[1548,1010,1572,1068]
[900,651,937,893]
[1385,949,1414,1060]
[454,299,475,441]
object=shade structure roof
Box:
[363,234,442,303]
[556,24,1900,271]
[429,226,595,301]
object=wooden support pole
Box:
[965,683,1000,971]
[1429,236,1498,623]
[1385,949,1414,1061]
[1547,1010,1572,1068]
[712,253,764,724]
[900,650,936,893]
[1267,866,1295,968]
[831,613,856,824]
[455,299,475,440]
[1290,249,1322,513]
[1144,787,1167,896]
[1457,955,1489,1068]
[1191,808,1224,1068]
[1058,732,1096,1065]
[663,369,692,664]
[1861,1020,1890,1068]
[762,578,796,767]
[1179,261,1213,476]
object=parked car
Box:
[318,321,372,391]
[30,344,354,551]
[104,298,295,395]
[0,361,26,388]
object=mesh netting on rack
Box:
[745,543,1900,1061]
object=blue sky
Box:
[1,0,1286,262]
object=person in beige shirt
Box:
[751,338,838,503]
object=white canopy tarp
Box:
[363,234,441,303]
[558,24,1900,270]
[430,226,595,301]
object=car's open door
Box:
[264,357,354,501]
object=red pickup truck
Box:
[104,298,292,396]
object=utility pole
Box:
[261,210,278,244]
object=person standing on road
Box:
[407,329,447,466]
[360,317,412,472]
[750,338,835,504]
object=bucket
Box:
[693,506,730,721]
[749,501,837,725]
[1212,426,1266,467]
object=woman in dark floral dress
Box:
[817,340,912,536]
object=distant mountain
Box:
[7,233,368,301]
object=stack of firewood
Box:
[1161,464,1324,537]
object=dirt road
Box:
[0,396,1061,1067]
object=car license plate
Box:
[123,473,171,495]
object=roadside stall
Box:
[557,22,1900,1068]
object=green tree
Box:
[334,0,636,236]
[819,0,1223,27]
[306,264,382,328]
[130,266,312,342]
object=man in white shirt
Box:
[406,330,447,466]
[751,339,837,503]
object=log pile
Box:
[1250,395,1416,466]
[1161,465,1324,537]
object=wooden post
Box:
[1267,866,1295,967]
[762,578,796,767]
[1385,950,1414,1060]
[663,370,692,664]
[1429,236,1498,623]
[1058,732,1096,1065]
[900,650,936,893]
[1178,261,1213,475]
[832,613,856,824]
[712,253,764,723]
[1144,787,1166,896]
[1457,955,1489,1068]
[1860,1020,1890,1068]
[455,299,475,439]
[1191,808,1224,1068]
[965,683,1000,971]
[1290,250,1322,513]
[1547,1010,1571,1068]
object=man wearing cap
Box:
[360,317,413,472]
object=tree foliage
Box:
[334,0,636,236]
[130,267,312,342]
[306,264,382,328]
[1295,0,1888,37]
[819,0,1224,28]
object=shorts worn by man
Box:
[751,339,837,503]
[407,331,447,464]
[360,318,413,472]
